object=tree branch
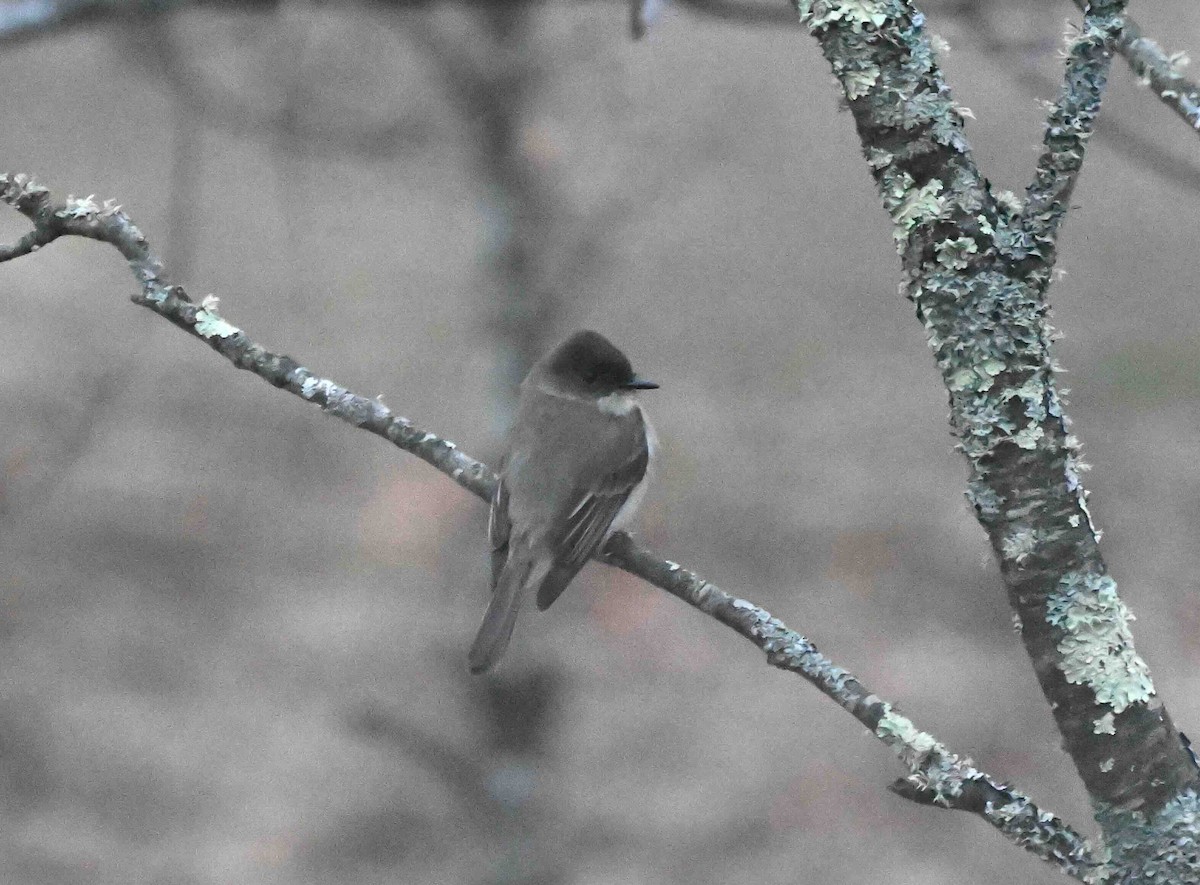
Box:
[1023,5,1124,260]
[793,0,1199,876]
[1069,0,1200,133]
[947,1,1200,197]
[0,172,1099,880]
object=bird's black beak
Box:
[624,375,659,390]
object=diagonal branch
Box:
[1023,4,1126,268]
[1069,0,1200,134]
[0,172,1099,880]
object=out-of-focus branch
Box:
[1,0,797,48]
[121,7,431,159]
[0,0,116,43]
[389,3,586,424]
[0,368,118,528]
[0,0,259,45]
[669,0,795,31]
[351,707,493,814]
[0,173,1099,880]
[794,0,1199,877]
[1070,0,1200,133]
[3,1,423,157]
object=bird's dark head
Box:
[542,330,658,397]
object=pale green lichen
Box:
[1096,788,1200,881]
[1046,572,1155,713]
[947,367,977,392]
[59,194,101,219]
[1011,376,1049,421]
[1099,758,1115,773]
[1062,449,1103,543]
[1022,7,1126,250]
[0,172,48,205]
[796,0,890,32]
[194,308,238,340]
[1013,423,1045,450]
[876,707,968,802]
[1002,526,1040,564]
[986,799,1099,878]
[965,480,1003,517]
[882,175,947,246]
[866,147,893,170]
[935,236,978,270]
[879,715,1098,875]
[840,59,881,99]
[912,274,1048,438]
[1093,712,1116,735]
[300,376,331,401]
[946,368,973,392]
[947,357,1006,393]
[994,189,1024,214]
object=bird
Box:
[469,330,659,674]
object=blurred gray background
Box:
[1,1,1199,882]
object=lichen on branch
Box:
[790,0,1200,876]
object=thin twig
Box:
[0,172,1099,880]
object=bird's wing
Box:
[488,476,512,591]
[536,410,649,611]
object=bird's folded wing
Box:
[488,477,512,591]
[536,412,649,611]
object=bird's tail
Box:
[469,555,545,674]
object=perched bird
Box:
[469,330,658,674]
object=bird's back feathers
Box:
[470,345,652,673]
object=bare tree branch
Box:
[0,172,1099,880]
[351,707,493,813]
[119,6,432,160]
